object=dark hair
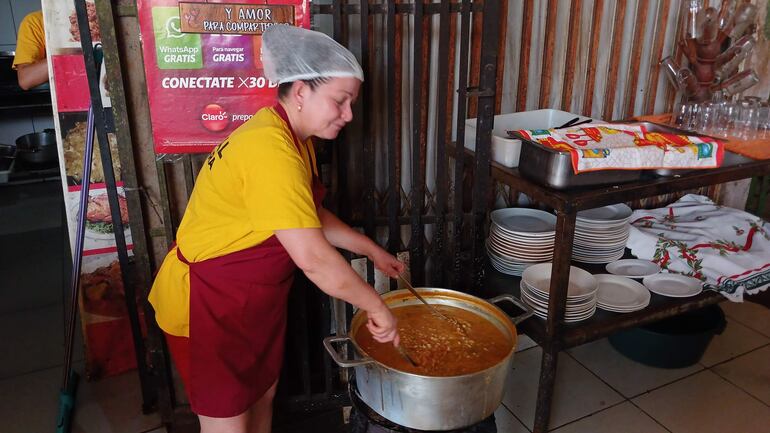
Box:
[277,77,331,99]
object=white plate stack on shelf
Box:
[520,263,598,322]
[573,204,633,264]
[487,208,556,276]
[594,274,651,313]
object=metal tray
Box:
[515,121,736,189]
[651,151,753,176]
[517,139,641,190]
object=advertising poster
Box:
[42,0,139,379]
[137,0,310,154]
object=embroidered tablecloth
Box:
[510,123,724,174]
[627,194,770,301]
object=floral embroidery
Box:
[630,195,770,301]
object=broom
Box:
[55,44,103,433]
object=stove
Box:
[348,380,497,433]
[0,159,60,185]
[0,52,57,186]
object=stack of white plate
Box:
[573,204,633,264]
[487,208,556,276]
[595,274,651,313]
[520,263,598,322]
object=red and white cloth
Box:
[627,195,770,301]
[511,123,724,174]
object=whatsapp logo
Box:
[165,16,184,39]
[152,7,202,69]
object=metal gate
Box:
[94,0,501,427]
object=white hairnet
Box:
[262,25,364,84]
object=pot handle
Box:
[488,294,534,325]
[323,336,374,368]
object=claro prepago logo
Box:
[201,104,229,132]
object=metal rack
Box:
[464,149,770,433]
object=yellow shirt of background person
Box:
[12,11,45,68]
[149,107,322,337]
[13,11,48,89]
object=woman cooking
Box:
[148,25,403,433]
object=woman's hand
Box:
[366,303,400,346]
[368,246,405,278]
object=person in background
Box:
[148,25,402,433]
[12,10,49,90]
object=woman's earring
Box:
[297,105,302,112]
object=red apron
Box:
[172,104,325,417]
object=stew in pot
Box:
[355,304,512,376]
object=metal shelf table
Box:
[471,150,770,433]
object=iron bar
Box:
[533,348,559,433]
[386,0,399,261]
[469,0,501,291]
[449,0,472,289]
[409,0,426,285]
[530,206,577,433]
[432,0,451,287]
[360,0,376,285]
[321,293,334,394]
[394,0,404,252]
[94,0,173,417]
[295,283,312,397]
[182,155,195,199]
[332,0,352,223]
[74,0,154,411]
[467,3,482,119]
[155,160,175,248]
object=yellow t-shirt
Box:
[149,107,322,336]
[13,11,46,69]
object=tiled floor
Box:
[496,299,770,433]
[0,180,163,433]
[2,180,770,433]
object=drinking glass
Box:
[720,70,760,96]
[716,100,738,136]
[697,102,720,134]
[683,0,704,39]
[699,7,719,44]
[758,103,770,139]
[660,57,681,88]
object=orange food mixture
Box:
[355,304,512,376]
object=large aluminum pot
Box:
[324,288,532,431]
